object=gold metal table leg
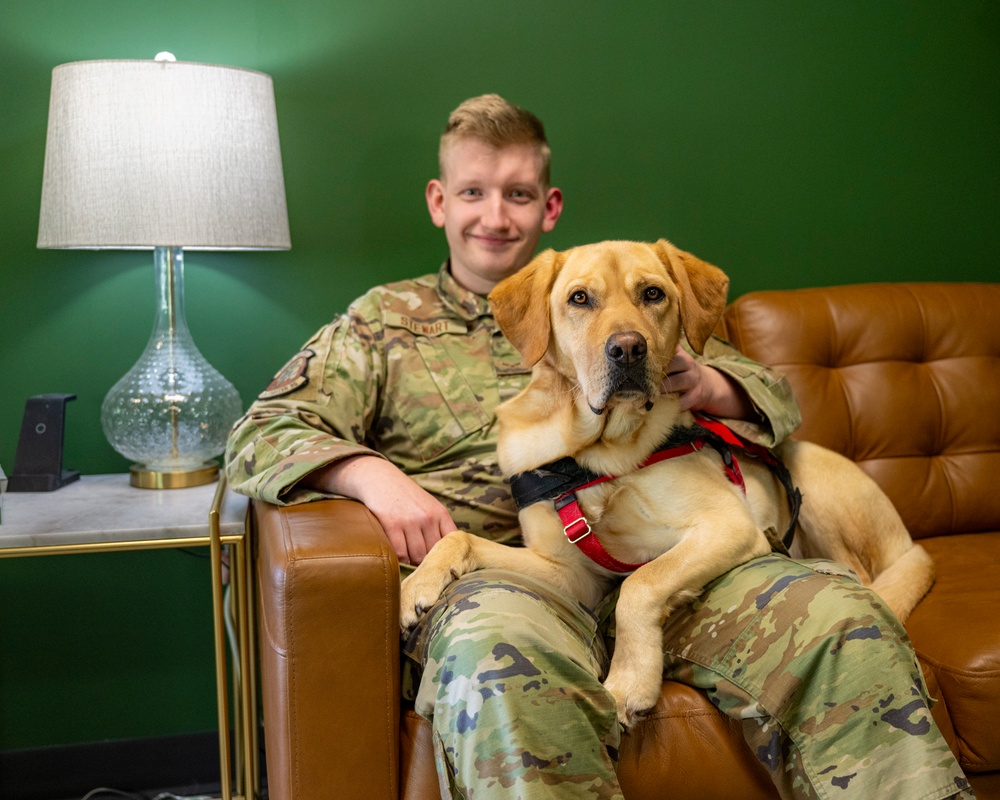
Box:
[234,532,257,797]
[210,476,234,800]
[242,509,261,798]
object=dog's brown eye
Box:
[644,286,665,303]
[570,290,589,306]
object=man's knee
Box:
[412,568,608,684]
[411,570,619,752]
[757,558,908,646]
[662,555,915,684]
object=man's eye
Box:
[643,286,665,302]
[570,291,589,306]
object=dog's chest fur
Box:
[572,446,748,565]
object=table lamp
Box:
[37,53,291,489]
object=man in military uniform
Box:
[227,94,972,799]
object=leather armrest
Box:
[254,498,401,800]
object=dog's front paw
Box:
[398,531,474,633]
[399,564,453,633]
[603,658,663,729]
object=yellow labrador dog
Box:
[400,239,934,726]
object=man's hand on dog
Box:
[662,347,755,420]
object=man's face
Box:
[426,138,563,295]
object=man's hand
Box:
[301,456,457,566]
[662,347,756,421]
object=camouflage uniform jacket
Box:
[226,263,802,546]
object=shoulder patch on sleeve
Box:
[258,349,315,399]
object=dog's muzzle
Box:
[589,331,654,414]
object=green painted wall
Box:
[1,1,997,752]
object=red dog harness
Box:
[508,413,800,575]
[553,414,747,572]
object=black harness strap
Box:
[509,457,601,510]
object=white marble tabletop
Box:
[0,473,248,552]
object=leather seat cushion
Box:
[907,531,1000,773]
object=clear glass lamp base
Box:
[101,247,243,489]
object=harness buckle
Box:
[563,517,592,544]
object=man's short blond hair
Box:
[439,94,551,186]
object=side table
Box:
[0,473,258,800]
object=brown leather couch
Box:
[252,282,1000,799]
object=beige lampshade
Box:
[37,57,291,250]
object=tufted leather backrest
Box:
[719,283,1000,541]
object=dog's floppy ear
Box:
[652,239,729,354]
[488,249,564,366]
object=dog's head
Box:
[489,239,729,415]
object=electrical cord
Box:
[177,547,211,560]
[224,580,240,687]
[80,789,215,800]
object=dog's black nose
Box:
[606,331,647,365]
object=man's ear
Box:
[426,179,446,228]
[651,239,729,354]
[541,187,564,233]
[488,249,564,366]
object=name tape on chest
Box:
[384,311,466,337]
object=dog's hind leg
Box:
[868,541,935,621]
[779,440,934,621]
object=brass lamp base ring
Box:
[130,462,219,490]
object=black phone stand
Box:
[7,393,81,492]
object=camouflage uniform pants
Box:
[402,554,973,800]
